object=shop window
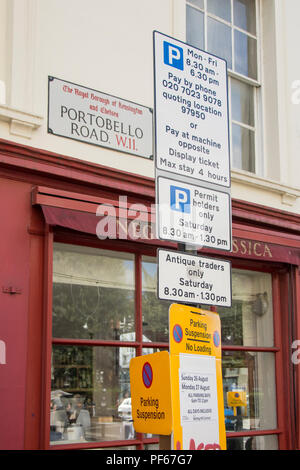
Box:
[51,345,135,444]
[222,351,277,433]
[218,269,274,347]
[226,434,278,451]
[52,244,135,341]
[51,244,136,446]
[50,244,278,449]
[186,0,261,174]
[141,257,278,449]
[142,257,171,343]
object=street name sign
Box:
[48,76,153,159]
[153,31,230,188]
[158,249,232,307]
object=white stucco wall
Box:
[0,0,300,213]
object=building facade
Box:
[0,0,300,450]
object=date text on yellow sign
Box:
[169,304,226,451]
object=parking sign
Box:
[157,176,231,251]
[153,31,230,187]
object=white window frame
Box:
[186,0,263,176]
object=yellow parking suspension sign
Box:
[129,351,173,435]
[129,304,226,450]
[227,390,247,416]
[169,304,226,451]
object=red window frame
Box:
[42,227,291,450]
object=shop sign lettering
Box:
[95,198,275,259]
[291,340,300,364]
[0,340,6,364]
[98,215,273,259]
[232,239,273,258]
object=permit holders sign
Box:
[48,76,153,159]
[153,31,230,187]
[157,176,231,250]
[158,249,232,307]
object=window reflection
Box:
[188,0,204,9]
[50,345,135,444]
[207,0,231,22]
[233,0,256,35]
[186,5,204,50]
[186,0,259,173]
[234,30,257,79]
[207,17,232,69]
[232,123,255,172]
[52,244,135,341]
[227,434,278,450]
[222,351,277,433]
[218,270,273,347]
[231,78,254,126]
[142,258,171,343]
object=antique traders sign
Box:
[158,248,232,307]
[48,76,153,159]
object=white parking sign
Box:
[157,176,231,251]
[158,249,232,307]
[153,31,230,188]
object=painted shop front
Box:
[1,139,300,450]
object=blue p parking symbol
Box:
[163,41,184,71]
[170,186,191,213]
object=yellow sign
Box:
[227,390,247,416]
[169,304,226,451]
[169,304,222,358]
[129,304,226,449]
[129,351,172,435]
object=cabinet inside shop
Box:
[53,347,93,391]
[51,345,129,421]
[50,344,134,443]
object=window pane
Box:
[223,351,277,433]
[50,345,135,444]
[52,244,135,341]
[232,123,255,172]
[142,257,171,343]
[145,443,160,450]
[142,348,166,355]
[207,17,232,68]
[218,270,273,347]
[233,0,256,35]
[231,78,254,126]
[227,434,278,450]
[89,446,137,450]
[188,0,204,9]
[207,0,231,22]
[234,30,257,79]
[186,5,204,50]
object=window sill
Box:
[0,104,43,139]
[231,169,300,207]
